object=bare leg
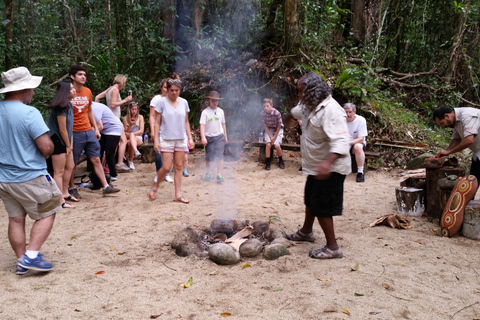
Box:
[183,153,188,170]
[28,214,56,251]
[275,144,283,157]
[8,215,27,259]
[117,131,127,165]
[69,164,76,188]
[317,216,339,250]
[265,142,272,158]
[352,143,365,168]
[51,153,67,198]
[173,151,185,199]
[299,207,316,234]
[90,157,108,188]
[206,161,211,174]
[217,159,224,175]
[63,152,75,196]
[149,152,174,199]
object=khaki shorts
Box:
[0,175,62,220]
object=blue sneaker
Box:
[205,173,212,181]
[18,254,53,272]
[16,264,29,275]
[217,174,224,182]
[183,169,189,177]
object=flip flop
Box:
[61,202,76,209]
[64,195,80,202]
[441,175,478,237]
[309,246,343,259]
[148,188,157,201]
[173,196,190,204]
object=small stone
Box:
[208,243,240,265]
[239,238,263,258]
[271,238,293,248]
[263,243,290,260]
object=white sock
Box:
[357,167,364,174]
[25,250,39,259]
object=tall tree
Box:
[4,0,13,70]
[283,0,300,56]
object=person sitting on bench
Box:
[260,98,285,170]
[343,103,367,182]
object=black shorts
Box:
[470,157,480,182]
[305,173,345,217]
[51,133,67,155]
[205,134,225,162]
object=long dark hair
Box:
[49,81,72,109]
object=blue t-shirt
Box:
[0,101,50,182]
[154,97,190,140]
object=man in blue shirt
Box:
[0,67,62,275]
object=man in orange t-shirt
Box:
[68,65,119,196]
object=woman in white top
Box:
[123,103,144,170]
[149,76,194,203]
[149,79,173,183]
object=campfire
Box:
[171,219,291,265]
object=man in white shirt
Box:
[343,103,367,182]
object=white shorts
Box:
[265,128,284,146]
[160,137,188,153]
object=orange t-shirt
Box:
[72,86,93,132]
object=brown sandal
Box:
[173,196,190,204]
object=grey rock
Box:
[251,221,269,237]
[263,243,290,260]
[406,153,435,170]
[171,227,204,257]
[239,238,264,258]
[208,243,240,265]
[271,238,293,248]
[264,227,287,242]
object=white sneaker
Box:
[128,161,135,170]
[134,150,142,159]
[153,175,158,183]
[164,174,173,183]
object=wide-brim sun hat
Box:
[0,66,43,94]
[206,91,223,100]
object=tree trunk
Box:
[351,0,366,43]
[445,0,471,84]
[105,0,114,73]
[264,0,282,45]
[162,0,176,42]
[4,0,14,70]
[283,0,299,56]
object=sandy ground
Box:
[1,149,480,320]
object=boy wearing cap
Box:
[200,91,228,182]
[0,67,62,274]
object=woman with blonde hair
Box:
[95,75,132,172]
[123,102,144,170]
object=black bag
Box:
[88,171,111,190]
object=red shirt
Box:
[72,86,92,132]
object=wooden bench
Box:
[137,140,245,163]
[253,142,300,163]
[253,141,381,170]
